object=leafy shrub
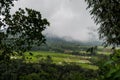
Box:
[98,49,120,80]
[0,56,97,80]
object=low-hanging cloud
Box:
[12,0,99,42]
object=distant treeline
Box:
[31,37,102,53]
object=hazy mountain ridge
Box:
[31,35,102,51]
[45,36,102,46]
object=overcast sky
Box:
[12,0,99,42]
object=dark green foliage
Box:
[4,8,49,51]
[86,46,97,55]
[85,1,120,79]
[85,0,120,46]
[0,0,49,61]
[97,49,120,80]
[0,57,98,80]
[0,0,17,15]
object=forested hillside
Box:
[32,36,102,52]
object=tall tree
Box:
[0,0,49,60]
[85,0,120,46]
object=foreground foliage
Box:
[0,0,49,61]
[85,0,120,46]
[98,49,120,80]
[0,57,98,80]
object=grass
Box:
[23,51,98,70]
[79,63,98,70]
[24,51,90,63]
[97,51,111,55]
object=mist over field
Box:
[12,0,99,42]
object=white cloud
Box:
[12,0,99,41]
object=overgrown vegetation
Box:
[0,57,98,80]
[85,0,120,80]
[0,0,120,80]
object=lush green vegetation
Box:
[24,51,98,70]
[0,36,113,80]
[0,58,98,80]
[0,47,113,80]
[0,0,120,80]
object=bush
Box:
[98,49,120,80]
[0,56,97,80]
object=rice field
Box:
[23,51,98,70]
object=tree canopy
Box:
[0,0,49,60]
[85,0,120,46]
